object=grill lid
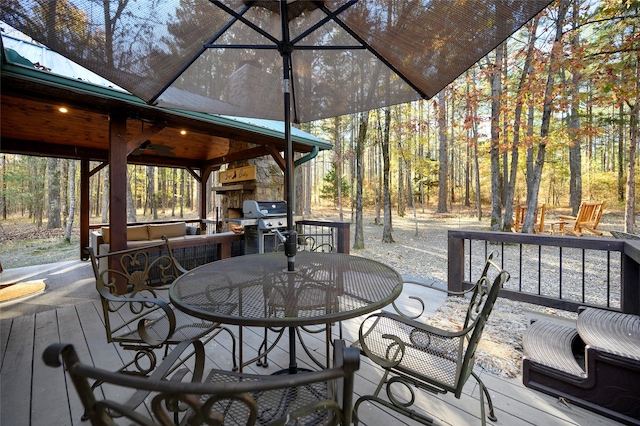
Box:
[243,200,287,218]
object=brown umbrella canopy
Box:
[2,0,551,123]
[2,0,551,266]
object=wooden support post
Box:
[108,113,128,293]
[79,158,90,260]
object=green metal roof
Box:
[1,37,332,151]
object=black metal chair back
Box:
[354,252,509,425]
[43,339,359,426]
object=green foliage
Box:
[319,163,350,205]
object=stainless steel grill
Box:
[228,200,290,254]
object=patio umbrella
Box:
[2,0,551,271]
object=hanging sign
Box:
[219,165,257,184]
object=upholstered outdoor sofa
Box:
[91,222,244,276]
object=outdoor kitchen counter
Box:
[169,251,402,371]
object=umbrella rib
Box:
[315,3,429,100]
[149,1,254,104]
[290,0,358,46]
[204,44,277,50]
[212,0,280,45]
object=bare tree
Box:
[437,91,448,213]
[568,0,583,216]
[504,18,539,232]
[382,107,394,243]
[353,111,369,250]
[524,0,570,232]
[488,44,504,231]
[64,160,76,243]
[46,157,61,229]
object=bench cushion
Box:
[101,224,149,244]
[148,222,186,240]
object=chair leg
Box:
[471,371,497,423]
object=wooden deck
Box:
[0,260,622,426]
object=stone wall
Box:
[216,140,284,229]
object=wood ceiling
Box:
[0,64,326,171]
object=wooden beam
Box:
[125,122,166,155]
[267,145,286,171]
[204,146,270,168]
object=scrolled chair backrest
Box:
[459,252,510,381]
[43,339,359,426]
[85,236,182,298]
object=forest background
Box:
[0,0,638,268]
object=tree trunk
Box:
[47,157,61,229]
[382,108,394,243]
[147,166,157,220]
[127,171,136,223]
[102,169,109,223]
[524,0,570,232]
[437,91,448,213]
[624,53,639,233]
[568,1,582,216]
[618,103,625,202]
[334,116,343,221]
[489,45,504,231]
[505,17,539,232]
[64,160,76,243]
[353,111,368,250]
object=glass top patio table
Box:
[169,251,402,373]
[169,251,403,328]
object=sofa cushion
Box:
[148,222,186,240]
[101,225,149,244]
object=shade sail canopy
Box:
[2,0,550,123]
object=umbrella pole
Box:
[280,1,298,375]
[280,2,296,273]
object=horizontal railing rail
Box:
[448,230,639,315]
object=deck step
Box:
[523,320,586,378]
[577,307,640,361]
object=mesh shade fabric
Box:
[2,0,550,122]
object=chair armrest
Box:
[97,286,177,346]
[557,214,576,220]
[125,339,206,410]
[392,278,481,320]
[357,312,469,370]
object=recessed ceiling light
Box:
[59,107,68,113]
[180,130,187,135]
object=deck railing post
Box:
[448,233,464,293]
[336,222,351,254]
[621,241,640,315]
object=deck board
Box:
[0,260,628,426]
[1,314,35,426]
[32,309,70,426]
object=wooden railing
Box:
[296,220,351,254]
[447,230,640,315]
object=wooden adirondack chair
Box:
[513,204,546,233]
[558,202,606,236]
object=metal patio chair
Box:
[353,252,509,425]
[85,237,237,374]
[43,339,360,426]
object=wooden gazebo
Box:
[0,45,331,259]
